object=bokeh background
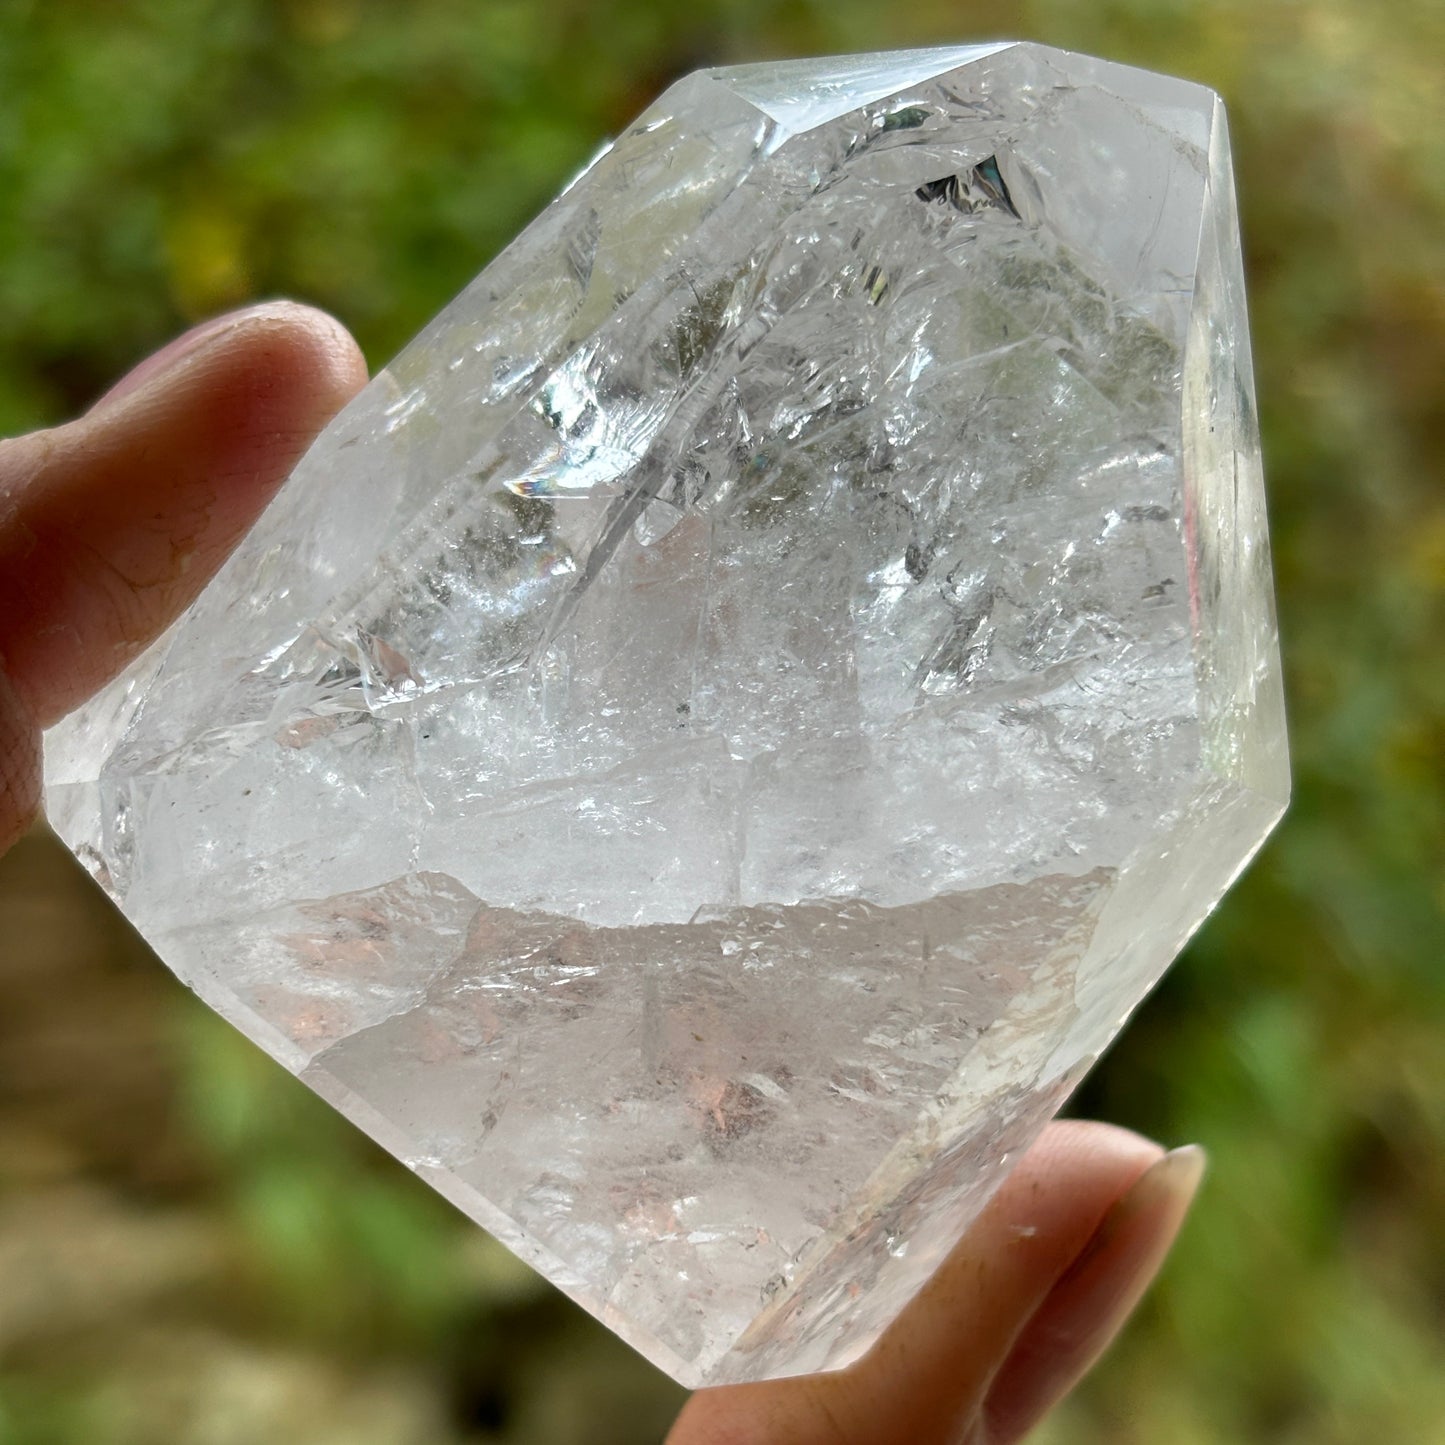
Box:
[0,1,1441,1441]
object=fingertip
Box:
[982,1142,1206,1442]
[0,301,369,726]
[223,300,370,415]
[164,302,368,561]
[90,301,368,421]
[952,1119,1166,1284]
[1049,1118,1165,1161]
[1027,1118,1166,1183]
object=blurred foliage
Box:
[0,0,1441,1441]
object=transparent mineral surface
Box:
[45,43,1288,1386]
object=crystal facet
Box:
[45,43,1288,1386]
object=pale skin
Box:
[0,303,1205,1445]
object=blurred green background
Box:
[0,0,1441,1441]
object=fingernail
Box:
[89,308,255,412]
[1106,1143,1205,1234]
[1065,1144,1205,1279]
[1129,1143,1207,1214]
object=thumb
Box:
[0,301,367,850]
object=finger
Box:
[668,1120,1175,1445]
[981,1145,1205,1443]
[0,301,367,729]
[0,669,39,855]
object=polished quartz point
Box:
[45,42,1288,1386]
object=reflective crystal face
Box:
[45,43,1288,1386]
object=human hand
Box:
[0,305,1203,1444]
[0,302,368,853]
[668,1131,1202,1444]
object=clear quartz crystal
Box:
[45,42,1288,1386]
